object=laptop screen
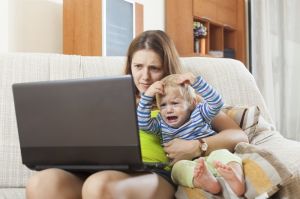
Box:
[13,75,143,170]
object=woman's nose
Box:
[141,68,150,80]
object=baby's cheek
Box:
[181,103,192,111]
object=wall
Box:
[139,0,164,31]
[0,0,8,52]
[4,0,63,53]
[0,0,164,54]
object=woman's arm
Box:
[205,111,249,153]
[163,111,248,165]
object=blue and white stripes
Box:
[192,76,224,123]
[137,76,224,144]
[137,95,161,135]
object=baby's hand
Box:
[144,81,164,97]
[177,73,196,85]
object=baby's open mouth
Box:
[167,116,178,122]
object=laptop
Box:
[12,75,167,172]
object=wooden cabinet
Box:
[217,8,236,27]
[63,0,143,56]
[63,0,102,56]
[193,0,217,20]
[165,0,194,56]
[166,0,246,65]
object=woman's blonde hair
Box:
[156,74,201,109]
[124,30,183,95]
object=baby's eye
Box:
[160,103,166,108]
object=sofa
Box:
[0,53,300,199]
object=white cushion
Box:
[180,57,273,124]
[0,188,25,199]
[0,53,82,187]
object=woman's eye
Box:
[134,64,142,69]
[150,66,161,72]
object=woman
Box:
[26,30,248,199]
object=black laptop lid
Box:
[13,75,142,170]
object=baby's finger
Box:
[156,88,164,95]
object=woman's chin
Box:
[139,87,149,93]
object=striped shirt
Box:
[137,76,224,144]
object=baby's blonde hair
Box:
[156,74,201,109]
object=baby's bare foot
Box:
[193,158,221,194]
[214,161,245,196]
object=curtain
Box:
[251,0,300,141]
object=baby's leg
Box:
[193,158,221,194]
[214,161,245,196]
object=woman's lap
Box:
[27,168,175,199]
[83,170,175,199]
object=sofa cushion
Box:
[0,188,25,199]
[180,57,273,124]
[222,105,260,143]
[0,54,50,187]
[175,143,292,199]
[253,131,300,198]
[235,143,292,198]
[81,56,126,78]
[0,53,82,188]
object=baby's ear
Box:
[182,79,191,85]
[189,98,197,110]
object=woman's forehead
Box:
[132,49,162,64]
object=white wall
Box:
[7,0,63,53]
[139,0,165,31]
[0,0,164,54]
[0,0,8,52]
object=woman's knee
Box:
[82,171,175,199]
[27,169,59,195]
[26,172,42,197]
[82,171,121,198]
[85,173,156,199]
[26,168,82,199]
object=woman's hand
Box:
[163,138,200,166]
[144,81,164,97]
[176,72,197,85]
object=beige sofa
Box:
[1,53,300,199]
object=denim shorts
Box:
[150,168,177,189]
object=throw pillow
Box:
[222,105,260,143]
[175,143,292,199]
[235,143,292,198]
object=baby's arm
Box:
[137,82,163,135]
[192,76,224,122]
[144,81,164,97]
